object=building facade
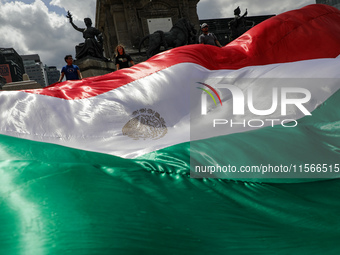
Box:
[0,48,25,83]
[45,65,60,85]
[22,54,48,87]
[95,0,200,59]
[316,0,340,10]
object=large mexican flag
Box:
[1,4,340,254]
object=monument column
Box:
[123,0,143,48]
[96,0,200,62]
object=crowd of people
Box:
[58,23,220,82]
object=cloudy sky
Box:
[0,0,316,71]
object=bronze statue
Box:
[66,11,106,60]
[138,18,197,58]
[228,7,255,42]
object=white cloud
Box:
[50,0,96,20]
[0,0,96,70]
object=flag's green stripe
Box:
[0,131,340,254]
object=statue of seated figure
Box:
[66,11,106,60]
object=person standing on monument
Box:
[115,45,135,70]
[58,55,83,82]
[199,23,222,47]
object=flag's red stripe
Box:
[24,4,340,100]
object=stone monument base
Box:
[74,56,115,78]
[2,80,42,90]
[128,48,148,65]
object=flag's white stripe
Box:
[0,58,339,158]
